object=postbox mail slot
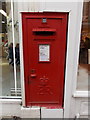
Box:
[32,28,56,40]
[32,28,56,32]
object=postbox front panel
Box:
[22,12,68,107]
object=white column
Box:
[11,0,17,94]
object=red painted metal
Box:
[22,12,68,108]
[32,28,56,32]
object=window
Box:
[77,1,90,91]
[0,1,21,97]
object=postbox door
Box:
[22,12,68,107]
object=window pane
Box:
[0,1,21,97]
[77,1,90,91]
[0,2,15,96]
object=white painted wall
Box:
[0,99,40,118]
[0,97,89,118]
[18,1,85,118]
[41,108,63,118]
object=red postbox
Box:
[22,12,68,108]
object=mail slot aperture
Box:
[32,28,56,32]
[32,28,56,40]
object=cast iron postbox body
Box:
[22,12,68,107]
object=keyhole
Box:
[31,69,35,73]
